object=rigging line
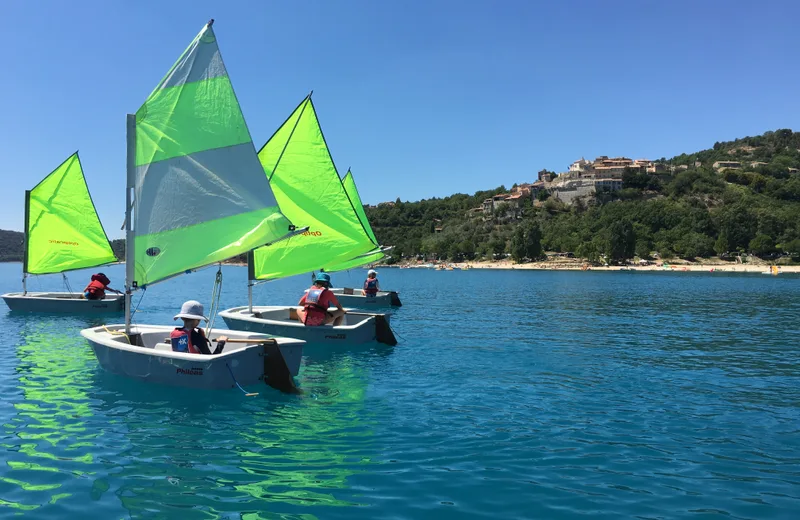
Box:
[62,273,73,294]
[206,265,223,336]
[130,287,147,327]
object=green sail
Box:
[131,21,293,287]
[342,170,378,245]
[324,249,385,273]
[323,170,384,272]
[251,96,378,280]
[25,152,116,275]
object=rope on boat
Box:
[133,286,146,312]
[388,321,405,343]
[226,362,258,397]
[205,265,223,337]
[62,273,73,294]
[102,324,131,344]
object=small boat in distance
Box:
[329,287,402,308]
[2,152,123,314]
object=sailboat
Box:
[80,20,305,392]
[324,169,401,308]
[1,152,124,313]
[218,94,397,346]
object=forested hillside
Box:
[367,129,800,263]
[0,230,23,262]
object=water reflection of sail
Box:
[0,317,100,514]
[83,351,381,516]
[234,353,376,508]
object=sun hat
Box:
[315,272,332,286]
[367,269,377,276]
[173,300,208,321]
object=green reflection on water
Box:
[111,349,384,517]
[232,352,379,509]
[0,318,96,514]
[0,476,61,491]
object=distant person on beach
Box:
[170,300,227,354]
[362,269,380,296]
[297,273,345,326]
[83,273,121,300]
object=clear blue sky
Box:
[2,0,799,237]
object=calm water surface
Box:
[0,262,799,519]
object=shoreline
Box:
[390,259,800,274]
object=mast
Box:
[125,114,136,334]
[247,251,255,313]
[22,190,30,294]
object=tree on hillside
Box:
[605,219,636,262]
[510,226,526,263]
[783,238,800,259]
[489,236,507,260]
[622,167,650,190]
[524,222,542,259]
[749,234,776,257]
[716,204,756,251]
[714,231,730,256]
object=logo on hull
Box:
[177,367,204,376]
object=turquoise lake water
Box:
[0,262,799,519]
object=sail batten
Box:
[25,152,116,275]
[131,21,293,287]
[251,97,377,281]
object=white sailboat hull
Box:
[219,306,397,346]
[80,324,304,390]
[329,288,402,308]
[2,292,125,314]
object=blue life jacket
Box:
[170,327,208,354]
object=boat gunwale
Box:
[80,324,303,362]
[219,305,376,331]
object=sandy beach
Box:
[396,259,800,274]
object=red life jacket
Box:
[303,287,329,322]
[363,278,378,296]
[170,327,205,354]
[91,273,111,286]
[84,280,107,299]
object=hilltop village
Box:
[369,155,800,220]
